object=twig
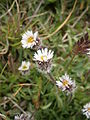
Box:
[13,86,22,97]
[0,113,6,120]
[13,83,37,87]
[24,11,48,21]
[0,39,9,55]
[72,6,89,28]
[8,97,27,115]
[26,0,44,29]
[44,15,51,25]
[13,83,37,97]
[62,33,68,41]
[62,6,88,41]
[42,0,77,40]
[15,0,20,31]
[0,41,5,46]
[0,0,15,19]
[0,100,10,106]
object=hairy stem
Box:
[47,72,56,84]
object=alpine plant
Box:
[82,102,90,119]
[21,30,41,49]
[33,48,54,73]
[18,61,30,75]
[56,73,76,95]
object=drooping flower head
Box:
[82,102,90,119]
[56,73,76,95]
[73,33,90,55]
[33,48,54,72]
[21,30,40,49]
[18,61,30,75]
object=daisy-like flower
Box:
[14,113,31,120]
[56,73,76,94]
[21,30,40,49]
[82,102,90,119]
[18,61,30,75]
[33,48,54,72]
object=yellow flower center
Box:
[27,37,34,43]
[41,55,47,61]
[88,107,90,112]
[22,65,27,70]
[62,80,69,86]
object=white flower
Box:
[33,48,54,72]
[21,30,39,48]
[82,102,90,119]
[34,48,54,62]
[14,113,31,120]
[56,73,76,94]
[18,61,30,75]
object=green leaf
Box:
[41,102,52,110]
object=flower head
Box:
[33,48,54,72]
[73,33,90,55]
[82,102,90,119]
[14,113,31,120]
[21,30,40,49]
[18,61,30,75]
[56,73,76,94]
[34,48,54,62]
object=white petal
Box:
[37,49,42,56]
[56,81,62,87]
[22,34,28,39]
[34,31,38,40]
[44,48,48,56]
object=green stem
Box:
[66,54,76,70]
[47,72,56,84]
[0,62,8,76]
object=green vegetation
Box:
[0,0,90,120]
